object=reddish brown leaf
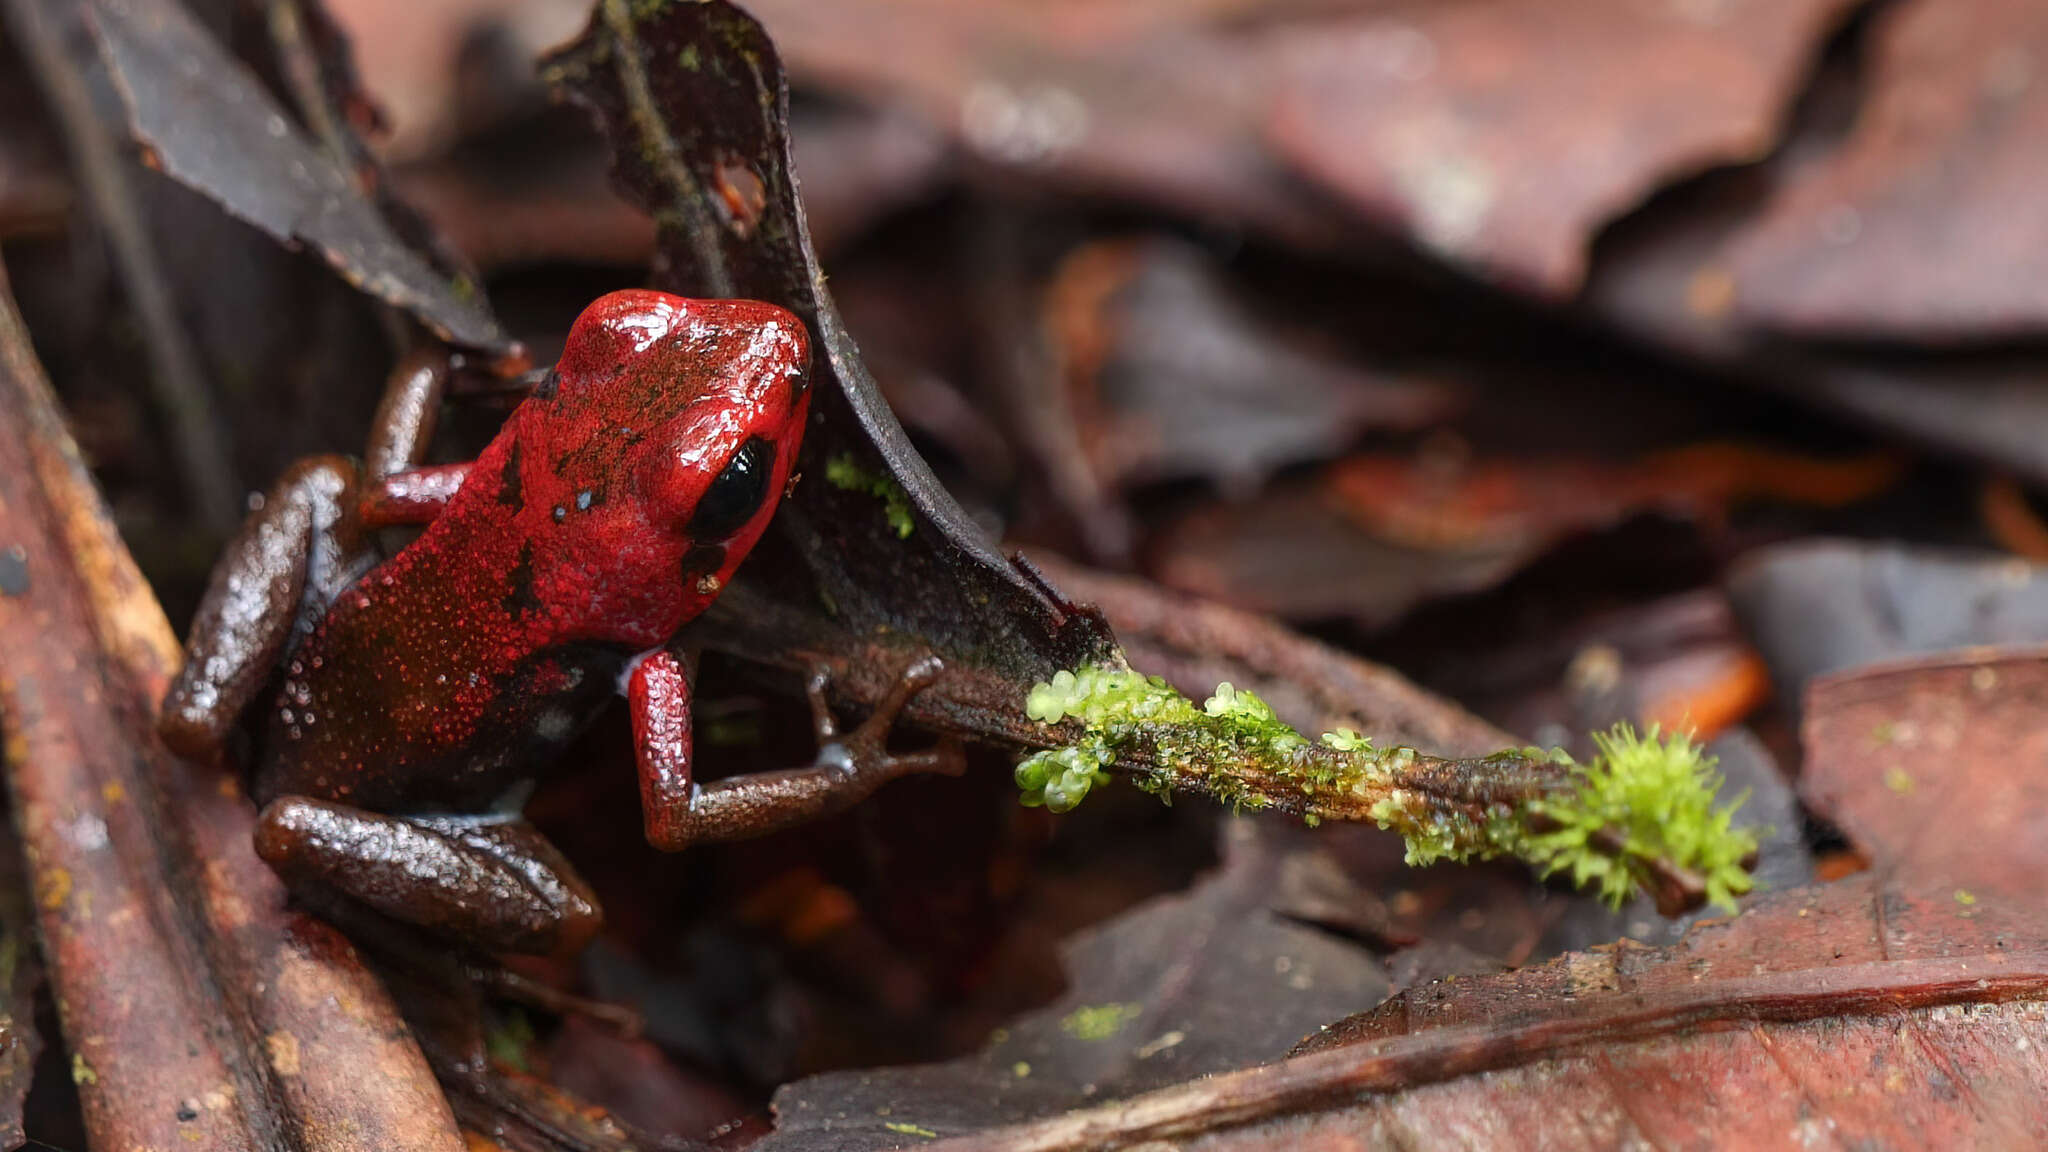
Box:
[746,0,1858,294]
[1327,443,1896,552]
[1583,35,2048,481]
[1729,0,2048,341]
[1803,647,2048,897]
[1264,0,1860,294]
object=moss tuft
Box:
[1522,725,1756,912]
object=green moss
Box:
[1520,725,1756,912]
[485,1008,537,1073]
[1018,664,1758,913]
[1021,667,1307,812]
[825,453,914,538]
[1060,1002,1142,1041]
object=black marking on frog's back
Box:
[498,442,525,510]
[503,540,543,617]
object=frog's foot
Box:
[254,797,602,957]
[806,654,965,781]
[634,654,961,852]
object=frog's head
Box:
[534,289,811,638]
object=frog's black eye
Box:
[688,435,775,541]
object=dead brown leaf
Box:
[1729,0,2048,341]
[1803,646,2048,897]
[1268,0,1861,294]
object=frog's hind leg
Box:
[161,455,364,767]
[254,797,603,957]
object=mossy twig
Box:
[1018,663,1757,914]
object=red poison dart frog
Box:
[160,290,956,956]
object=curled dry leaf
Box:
[1267,0,1863,294]
[1728,0,2048,342]
[1582,13,2048,481]
[0,265,463,1151]
[744,0,1857,294]
[86,0,514,354]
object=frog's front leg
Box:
[629,652,963,851]
[356,350,539,527]
[254,799,603,956]
[161,455,364,766]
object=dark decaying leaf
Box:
[1266,0,1862,295]
[757,817,1390,1152]
[1802,646,2048,898]
[1582,32,2048,482]
[1728,540,2048,718]
[86,0,514,354]
[1152,483,1535,628]
[1154,443,1895,628]
[0,265,464,1150]
[545,0,1118,744]
[1054,238,1462,496]
[1727,0,2048,342]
